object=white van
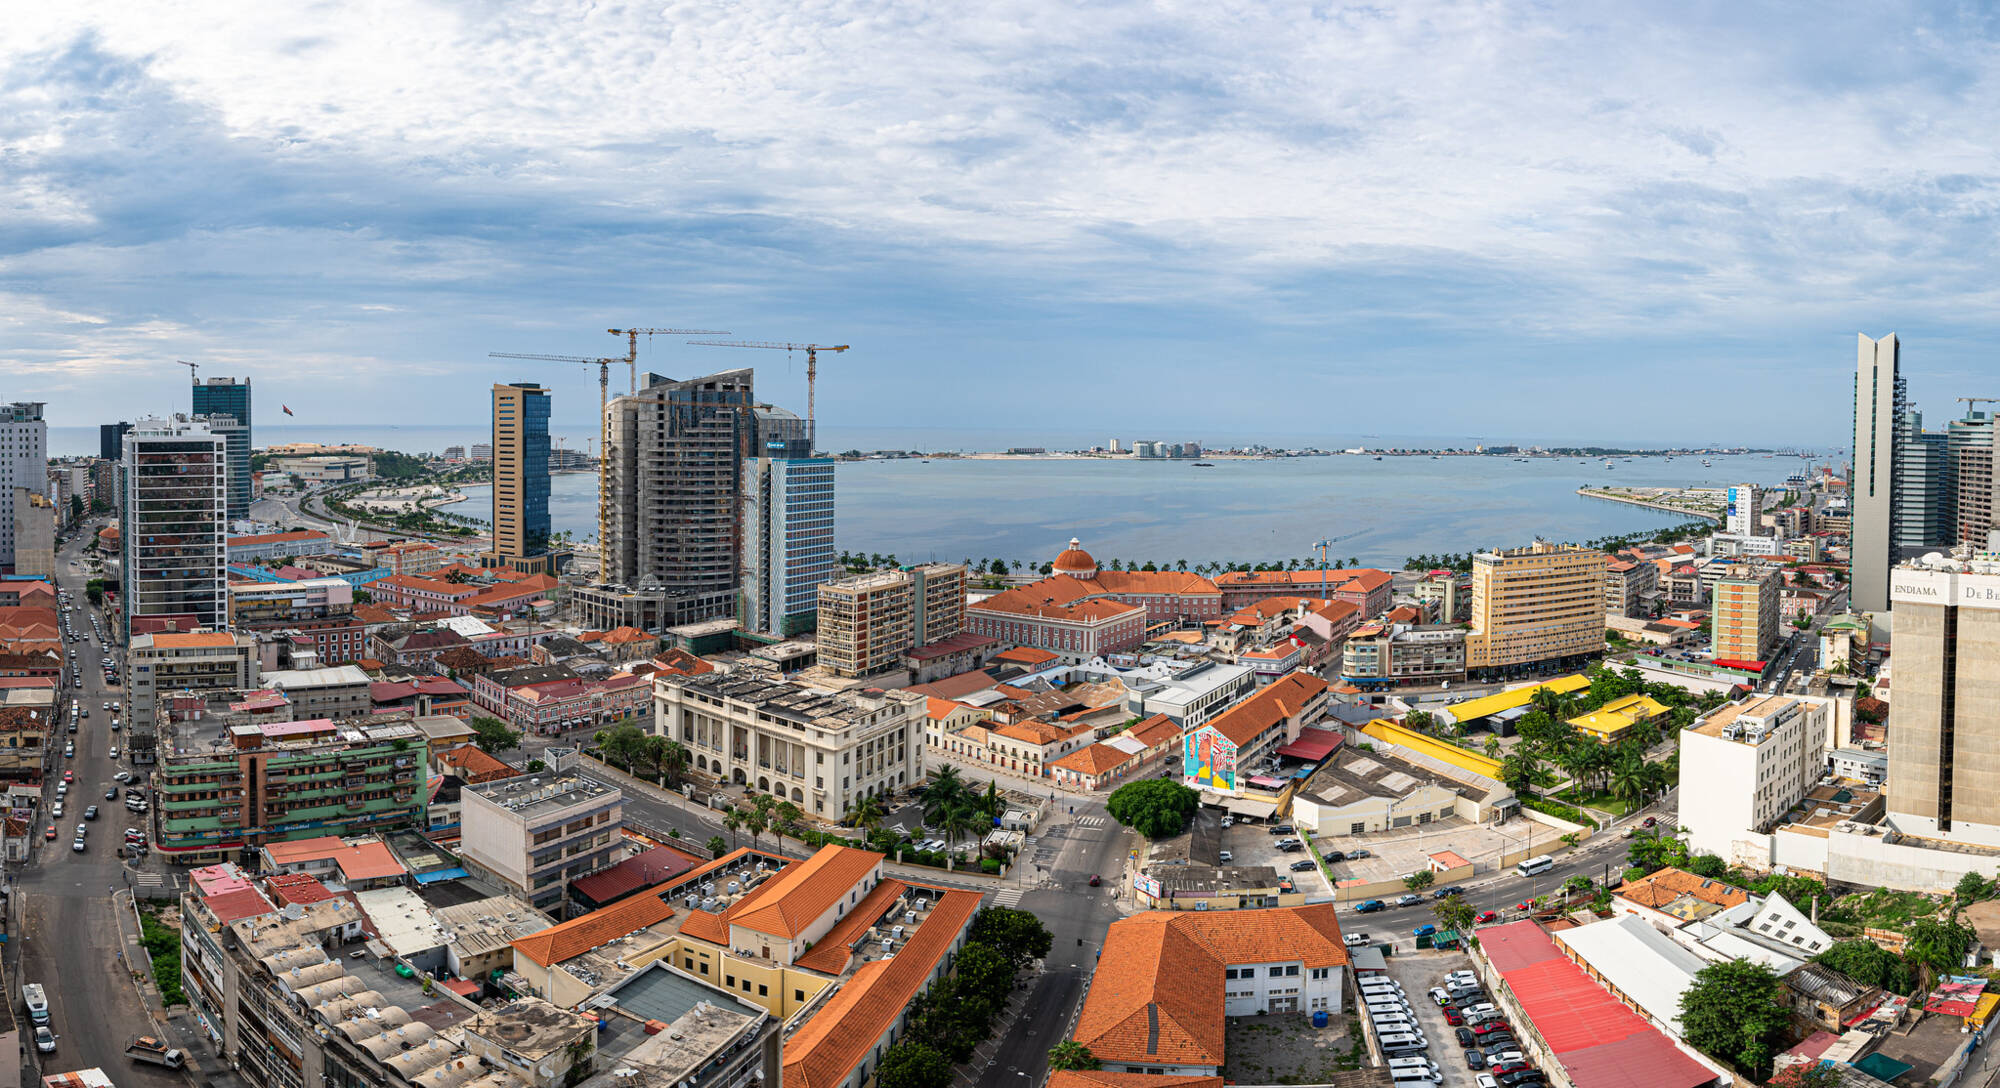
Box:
[1390,1070,1442,1086]
[1373,1015,1418,1033]
[1365,997,1411,1014]
[1515,854,1554,877]
[1359,980,1405,996]
[1378,1032,1427,1052]
[1387,1058,1439,1074]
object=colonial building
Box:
[967,538,1223,659]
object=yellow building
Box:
[1712,564,1783,663]
[1444,674,1591,725]
[1465,541,1606,675]
[1566,693,1670,744]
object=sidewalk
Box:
[113,889,252,1088]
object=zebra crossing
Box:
[990,886,1027,907]
[130,872,165,888]
[1074,815,1106,829]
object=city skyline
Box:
[8,5,2000,445]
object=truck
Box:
[21,981,47,1024]
[126,1035,185,1068]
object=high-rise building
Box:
[816,563,967,678]
[11,489,54,579]
[1724,484,1765,537]
[1464,540,1603,676]
[1886,558,2000,844]
[1894,409,1954,554]
[191,377,253,522]
[488,382,551,565]
[469,442,493,461]
[1711,564,1783,663]
[599,369,755,625]
[122,416,230,634]
[1851,332,1904,612]
[0,403,47,572]
[99,421,131,462]
[1949,410,1997,553]
[741,405,836,636]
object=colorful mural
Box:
[1183,727,1238,792]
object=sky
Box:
[6,2,2000,448]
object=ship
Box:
[1193,461,1215,467]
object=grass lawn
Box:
[1823,888,1944,931]
[1553,788,1638,818]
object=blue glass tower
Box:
[191,377,252,522]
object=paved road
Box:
[16,522,178,1084]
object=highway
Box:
[15,520,179,1085]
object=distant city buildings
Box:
[1724,483,1764,536]
[98,420,131,462]
[817,563,966,678]
[1950,409,1997,551]
[968,538,1224,660]
[192,376,253,522]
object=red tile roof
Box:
[729,845,884,939]
[1051,742,1134,776]
[511,893,675,967]
[435,744,520,784]
[1202,671,1327,747]
[266,872,337,906]
[569,844,703,905]
[1212,568,1391,593]
[1049,1075,1222,1088]
[792,878,912,975]
[782,887,983,1088]
[906,631,1000,661]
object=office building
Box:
[1464,540,1604,676]
[1886,559,2000,844]
[599,369,755,627]
[129,630,260,763]
[1712,564,1783,663]
[99,420,131,462]
[459,775,623,911]
[470,442,493,460]
[1603,557,1659,618]
[11,488,53,579]
[1725,483,1764,537]
[1949,410,1997,552]
[192,377,253,522]
[740,405,835,636]
[654,668,925,819]
[122,415,230,634]
[155,716,427,863]
[1678,695,1832,860]
[1850,332,1903,612]
[1339,621,1467,686]
[817,563,966,678]
[1894,409,1953,553]
[489,382,552,566]
[0,402,46,572]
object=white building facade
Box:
[1678,695,1830,859]
[0,403,46,572]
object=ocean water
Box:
[454,452,1804,569]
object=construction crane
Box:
[176,359,199,381]
[606,328,730,394]
[487,352,622,417]
[687,340,849,423]
[1958,397,2000,413]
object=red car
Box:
[1491,1062,1534,1076]
[43,825,55,841]
[61,771,73,783]
[1472,1021,1511,1035]
[1443,1007,1464,1025]
[1475,910,1499,924]
[1515,901,1536,912]
[1088,874,1101,887]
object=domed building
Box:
[965,536,1223,660]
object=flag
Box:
[282,405,294,416]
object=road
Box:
[15,520,179,1084]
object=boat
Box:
[1372,455,1383,461]
[1192,461,1215,467]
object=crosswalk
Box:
[990,886,1027,907]
[1075,816,1106,829]
[130,873,165,889]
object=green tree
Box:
[875,1042,954,1088]
[1105,779,1201,839]
[771,800,805,856]
[1046,1041,1100,1072]
[1955,870,1993,905]
[844,794,888,832]
[952,942,1018,1002]
[1768,1063,1849,1088]
[469,715,521,755]
[706,835,727,857]
[969,907,1054,971]
[1677,959,1791,1081]
[722,808,744,849]
[655,739,691,786]
[1811,940,1912,994]
[1402,870,1435,893]
[1906,915,1976,979]
[1403,710,1437,734]
[1432,894,1475,933]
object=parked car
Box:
[43,825,55,841]
[1322,849,1346,862]
[1289,859,1316,871]
[1470,1019,1510,1035]
[1465,1050,1486,1070]
[1347,848,1372,859]
[1278,842,1305,853]
[1432,885,1467,899]
[1396,894,1423,907]
[1217,850,1233,863]
[1443,1007,1464,1025]
[1642,816,1657,828]
[1088,874,1101,886]
[1268,824,1295,835]
[1475,910,1500,924]
[83,805,97,821]
[1456,1027,1477,1048]
[1355,900,1385,913]
[1476,1075,1499,1088]
[1428,987,1449,1006]
[1343,933,1371,947]
[1412,923,1437,937]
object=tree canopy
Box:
[1106,779,1200,839]
[1677,959,1791,1081]
[875,1042,954,1088]
[968,907,1053,971]
[1811,940,1912,995]
[469,715,521,755]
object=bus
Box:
[1515,854,1554,877]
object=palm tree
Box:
[722,809,744,849]
[744,809,769,852]
[924,767,969,830]
[771,801,804,857]
[844,794,887,833]
[656,739,690,787]
[1607,759,1645,808]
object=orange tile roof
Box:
[653,648,717,676]
[1073,913,1226,1067]
[228,529,331,546]
[1128,714,1182,749]
[260,836,407,881]
[1202,671,1327,748]
[1617,867,1750,911]
[511,893,675,967]
[925,696,975,722]
[993,720,1083,747]
[1085,570,1220,596]
[1074,906,1349,1069]
[436,744,520,784]
[728,844,884,939]
[782,887,983,1088]
[792,877,911,975]
[1051,743,1134,776]
[993,646,1061,666]
[1212,568,1391,592]
[145,631,239,649]
[1049,1074,1222,1088]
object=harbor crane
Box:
[606,328,730,394]
[687,340,849,423]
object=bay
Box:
[453,452,1803,569]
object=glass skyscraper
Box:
[191,377,252,522]
[490,382,551,563]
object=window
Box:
[759,984,768,996]
[700,963,709,975]
[1268,966,1283,977]
[1285,965,1299,976]
[795,989,805,1002]
[725,974,734,986]
[1311,968,1329,980]
[742,979,752,992]
[1350,822,1366,835]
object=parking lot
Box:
[1320,818,1543,891]
[1370,946,1545,1087]
[1222,820,1333,895]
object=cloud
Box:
[2,2,1998,440]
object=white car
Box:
[109,746,119,759]
[1476,1076,1499,1088]
[1344,933,1372,947]
[50,801,63,818]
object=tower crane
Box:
[686,341,849,423]
[606,328,731,394]
[177,359,199,381]
[1958,397,2000,413]
[486,352,621,418]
